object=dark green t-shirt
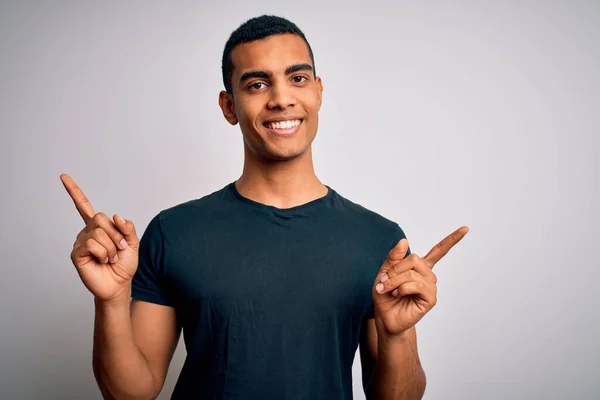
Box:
[132,182,409,399]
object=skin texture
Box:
[62,31,469,400]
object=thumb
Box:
[380,238,409,274]
[113,214,139,249]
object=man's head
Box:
[221,15,316,94]
[219,15,323,162]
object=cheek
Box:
[237,111,264,141]
[236,100,262,129]
[305,96,320,130]
[308,116,319,138]
[305,91,321,115]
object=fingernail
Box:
[392,289,399,297]
[380,274,389,283]
[120,239,128,249]
[376,283,384,293]
[103,257,109,264]
[111,255,118,263]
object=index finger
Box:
[60,173,95,223]
[423,226,469,269]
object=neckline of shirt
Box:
[228,181,333,213]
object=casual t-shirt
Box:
[132,182,409,399]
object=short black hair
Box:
[221,15,316,94]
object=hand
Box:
[372,226,469,337]
[61,174,140,302]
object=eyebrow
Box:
[239,63,314,84]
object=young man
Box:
[61,15,468,400]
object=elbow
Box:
[412,367,427,400]
[365,367,427,400]
[92,360,159,400]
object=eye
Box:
[292,75,308,84]
[248,82,267,91]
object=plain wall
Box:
[1,1,599,399]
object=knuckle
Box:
[80,196,91,207]
[90,228,102,240]
[430,272,438,284]
[92,212,106,223]
[387,250,400,262]
[436,243,448,255]
[383,279,391,291]
[387,265,398,277]
[84,238,96,250]
[386,279,397,292]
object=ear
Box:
[315,76,323,111]
[218,90,238,125]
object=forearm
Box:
[370,330,426,400]
[93,287,157,400]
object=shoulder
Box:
[328,188,408,245]
[146,183,235,237]
[330,188,403,231]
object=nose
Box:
[267,82,296,110]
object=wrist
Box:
[375,316,412,343]
[378,328,411,348]
[94,286,132,309]
[377,329,418,371]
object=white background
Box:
[1,1,599,399]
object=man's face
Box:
[219,33,323,162]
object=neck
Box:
[235,146,328,209]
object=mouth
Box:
[262,118,303,136]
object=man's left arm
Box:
[360,320,426,400]
[361,226,469,399]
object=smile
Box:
[263,119,303,135]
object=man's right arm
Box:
[60,174,179,399]
[93,288,180,400]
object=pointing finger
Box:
[423,226,469,269]
[60,174,95,224]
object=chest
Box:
[164,223,383,324]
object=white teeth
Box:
[267,119,301,130]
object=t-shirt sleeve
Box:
[365,223,411,319]
[131,213,173,307]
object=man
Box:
[61,15,468,400]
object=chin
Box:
[261,145,309,162]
